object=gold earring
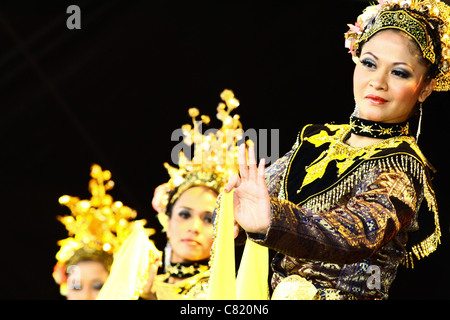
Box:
[416,102,423,142]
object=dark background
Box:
[0,0,448,299]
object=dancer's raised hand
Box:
[224,143,271,235]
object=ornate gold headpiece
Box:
[53,164,154,295]
[345,0,450,91]
[152,89,243,231]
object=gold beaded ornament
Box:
[345,0,450,91]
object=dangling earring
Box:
[352,102,360,117]
[164,242,172,272]
[416,102,423,142]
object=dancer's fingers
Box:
[238,143,249,180]
[257,158,266,185]
[248,144,257,181]
[224,173,241,193]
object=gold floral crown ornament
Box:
[152,89,243,231]
[345,0,450,91]
[53,164,155,295]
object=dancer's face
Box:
[354,29,435,123]
[167,186,216,263]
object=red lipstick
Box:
[182,239,200,246]
[365,94,387,105]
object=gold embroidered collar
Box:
[297,123,420,194]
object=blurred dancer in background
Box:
[52,164,153,300]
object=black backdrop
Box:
[0,0,448,299]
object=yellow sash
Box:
[207,190,269,300]
[96,224,161,300]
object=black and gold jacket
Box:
[250,123,441,299]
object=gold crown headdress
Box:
[345,0,450,91]
[53,164,154,295]
[152,89,243,231]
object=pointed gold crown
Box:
[152,89,244,230]
[345,0,450,91]
[53,164,155,293]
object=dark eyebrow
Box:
[362,52,378,60]
[179,206,213,215]
[393,62,414,70]
[362,51,414,70]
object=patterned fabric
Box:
[248,123,438,300]
[153,270,210,300]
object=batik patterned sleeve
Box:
[249,168,420,264]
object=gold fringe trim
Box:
[286,153,440,269]
[300,154,425,213]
